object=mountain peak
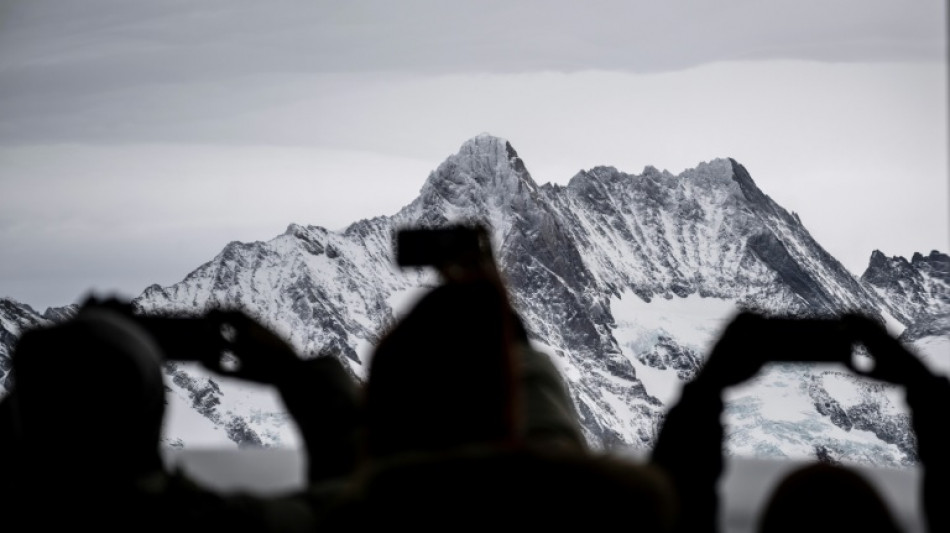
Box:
[455,134,531,180]
[416,134,538,201]
[727,158,765,202]
[395,134,542,228]
[460,132,509,150]
[862,249,913,285]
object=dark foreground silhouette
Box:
[1,226,946,533]
[652,312,949,532]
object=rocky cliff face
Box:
[859,249,950,391]
[861,250,950,335]
[1,135,945,465]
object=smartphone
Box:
[136,316,227,364]
[396,226,484,267]
[761,318,854,363]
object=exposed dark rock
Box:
[225,417,264,448]
[862,249,950,329]
[748,233,834,312]
[635,336,702,381]
[806,373,917,464]
[814,444,840,464]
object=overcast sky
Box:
[0,0,947,310]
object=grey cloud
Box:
[1,1,943,77]
[1,0,943,146]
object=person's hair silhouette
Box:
[364,278,519,459]
[759,463,900,533]
[12,307,166,481]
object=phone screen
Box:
[765,319,853,363]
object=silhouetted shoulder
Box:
[322,447,675,531]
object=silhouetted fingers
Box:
[205,309,301,384]
[699,312,767,389]
[841,313,930,386]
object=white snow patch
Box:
[629,356,684,406]
[730,365,818,423]
[610,291,740,350]
[610,291,740,403]
[820,372,867,407]
[600,388,637,423]
[723,364,909,464]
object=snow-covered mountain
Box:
[1,135,946,466]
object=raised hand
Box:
[692,311,769,392]
[204,309,302,386]
[840,313,932,387]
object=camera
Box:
[759,317,854,364]
[75,298,229,365]
[395,225,487,268]
[135,315,230,365]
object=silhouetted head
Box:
[365,279,519,459]
[11,308,166,480]
[758,463,901,533]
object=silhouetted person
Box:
[12,308,166,483]
[323,267,674,531]
[4,305,323,532]
[842,314,950,533]
[328,443,676,530]
[203,309,361,486]
[651,312,767,533]
[143,304,365,518]
[759,463,900,533]
[0,390,23,497]
[380,224,586,456]
[5,307,217,531]
[82,298,362,489]
[364,278,519,460]
[653,312,948,533]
